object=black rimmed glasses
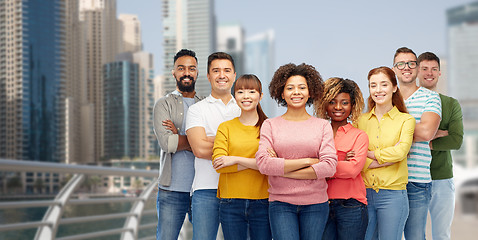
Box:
[394,61,417,70]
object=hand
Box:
[368,160,396,169]
[307,158,320,165]
[345,150,355,161]
[435,130,448,139]
[206,136,215,143]
[162,119,178,134]
[267,148,277,158]
[213,156,236,170]
[367,151,376,160]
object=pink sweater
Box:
[256,116,337,205]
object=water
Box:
[0,198,156,240]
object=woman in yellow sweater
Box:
[212,74,271,240]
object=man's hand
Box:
[162,119,178,134]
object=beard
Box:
[176,75,196,92]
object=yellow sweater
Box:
[212,118,269,199]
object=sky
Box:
[117,0,476,93]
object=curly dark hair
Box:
[269,63,324,107]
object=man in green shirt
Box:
[417,52,464,240]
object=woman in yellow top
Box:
[356,66,415,240]
[212,74,271,240]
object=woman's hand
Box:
[213,156,236,170]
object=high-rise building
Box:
[103,59,139,159]
[217,24,244,76]
[447,1,478,168]
[0,0,65,162]
[245,30,277,117]
[80,0,121,161]
[118,14,142,53]
[161,0,216,97]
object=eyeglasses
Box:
[394,61,417,70]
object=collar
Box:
[337,123,354,133]
[367,106,400,120]
[206,94,237,105]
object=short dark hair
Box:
[269,63,324,107]
[417,52,440,69]
[393,47,417,64]
[174,49,197,64]
[207,52,235,73]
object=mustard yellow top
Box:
[356,106,416,192]
[212,118,269,199]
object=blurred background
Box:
[1,0,478,239]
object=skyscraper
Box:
[245,30,277,117]
[0,0,65,162]
[217,23,244,76]
[118,14,143,53]
[447,1,478,168]
[80,0,121,161]
[103,59,139,159]
[161,0,216,97]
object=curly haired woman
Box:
[255,63,337,240]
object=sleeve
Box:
[213,122,239,173]
[425,91,442,118]
[153,97,179,153]
[432,98,464,151]
[255,120,285,176]
[185,103,203,131]
[311,122,337,178]
[333,131,369,178]
[375,115,416,164]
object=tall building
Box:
[161,0,216,97]
[80,0,121,161]
[103,59,139,159]
[0,0,65,162]
[217,23,244,76]
[447,1,478,168]
[118,14,142,53]
[245,30,277,117]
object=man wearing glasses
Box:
[393,47,441,240]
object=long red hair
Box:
[366,66,408,113]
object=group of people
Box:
[153,47,463,240]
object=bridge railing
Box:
[0,159,158,240]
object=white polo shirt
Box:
[186,94,241,192]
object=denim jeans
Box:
[219,198,271,240]
[429,178,455,240]
[191,189,220,240]
[365,189,408,240]
[404,182,432,240]
[269,201,328,240]
[156,188,191,240]
[323,198,368,240]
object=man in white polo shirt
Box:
[186,52,241,240]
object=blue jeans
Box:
[191,189,220,240]
[269,201,329,240]
[323,198,368,240]
[219,198,271,240]
[156,188,191,240]
[404,182,432,240]
[365,189,408,240]
[429,179,455,240]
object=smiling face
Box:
[327,92,352,124]
[281,75,309,109]
[207,59,236,96]
[369,72,397,108]
[418,60,441,90]
[172,56,198,92]
[393,52,418,85]
[235,88,262,112]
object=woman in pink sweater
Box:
[256,63,337,240]
[315,78,369,240]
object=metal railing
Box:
[0,159,158,240]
